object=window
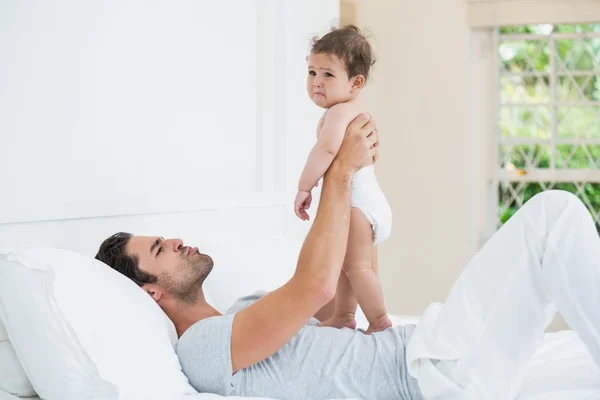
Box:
[493,23,600,231]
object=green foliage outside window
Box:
[497,24,600,230]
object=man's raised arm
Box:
[230,113,378,373]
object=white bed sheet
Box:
[2,315,598,400]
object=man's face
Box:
[126,236,213,304]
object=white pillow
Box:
[202,237,303,312]
[0,342,35,397]
[0,246,197,400]
[0,311,35,397]
[201,237,418,329]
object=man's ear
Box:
[142,284,163,303]
[351,74,365,91]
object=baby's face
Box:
[307,52,355,108]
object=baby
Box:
[294,25,393,334]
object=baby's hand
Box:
[294,190,312,221]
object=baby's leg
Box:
[318,207,362,329]
[318,271,358,329]
[344,207,391,334]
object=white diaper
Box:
[351,165,392,245]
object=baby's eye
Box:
[156,247,163,256]
[325,72,334,78]
[308,70,316,76]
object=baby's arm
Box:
[298,104,359,191]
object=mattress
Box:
[517,329,600,399]
[2,319,598,400]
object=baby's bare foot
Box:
[365,315,392,334]
[318,316,357,330]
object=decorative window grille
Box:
[493,24,600,231]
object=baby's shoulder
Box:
[325,103,366,125]
[328,102,364,114]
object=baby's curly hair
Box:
[311,25,376,82]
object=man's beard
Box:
[158,253,213,305]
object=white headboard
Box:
[0,192,303,315]
[0,193,287,258]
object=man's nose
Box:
[163,238,184,252]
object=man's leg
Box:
[406,190,600,399]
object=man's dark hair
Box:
[311,24,376,82]
[95,232,157,286]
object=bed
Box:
[0,323,598,400]
[0,202,599,400]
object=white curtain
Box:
[467,0,600,27]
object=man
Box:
[97,113,600,400]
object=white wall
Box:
[0,0,260,223]
[0,0,338,232]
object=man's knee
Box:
[529,190,581,208]
[528,190,589,221]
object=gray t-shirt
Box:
[177,291,423,400]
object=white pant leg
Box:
[406,190,600,400]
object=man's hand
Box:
[330,113,379,175]
[294,190,312,221]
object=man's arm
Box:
[230,113,378,373]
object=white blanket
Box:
[2,317,598,400]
